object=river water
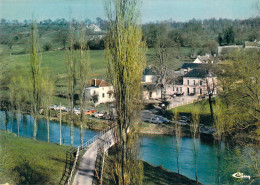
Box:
[0,111,258,185]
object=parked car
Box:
[149,117,163,124]
[50,104,58,110]
[176,92,184,97]
[92,112,104,118]
[72,108,81,115]
[180,116,190,123]
[85,109,97,115]
[65,107,71,112]
[155,116,171,123]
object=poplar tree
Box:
[66,23,77,146]
[30,22,42,140]
[105,0,146,184]
[191,106,200,183]
[77,28,90,148]
[42,73,54,143]
[174,109,182,174]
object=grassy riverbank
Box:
[102,146,201,185]
[168,98,216,126]
[0,131,70,185]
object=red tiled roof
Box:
[89,79,112,87]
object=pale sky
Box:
[0,0,259,23]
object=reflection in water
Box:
[0,111,98,147]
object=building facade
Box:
[85,79,114,105]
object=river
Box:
[0,111,258,185]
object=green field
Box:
[169,99,216,126]
[0,44,190,107]
[0,131,70,185]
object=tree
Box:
[42,42,52,51]
[213,102,226,185]
[174,109,182,174]
[218,50,260,139]
[205,69,217,120]
[190,106,200,183]
[30,22,42,140]
[66,23,77,146]
[55,29,69,49]
[41,73,54,143]
[224,26,235,45]
[203,41,218,56]
[154,24,175,99]
[9,75,29,137]
[218,33,223,46]
[77,28,90,148]
[105,0,146,184]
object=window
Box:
[187,80,189,85]
[200,89,202,94]
[176,87,179,92]
[180,87,182,92]
[102,93,105,98]
[194,80,195,85]
[193,88,196,93]
[200,81,203,86]
[187,88,190,94]
[93,90,96,94]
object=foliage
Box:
[30,22,43,140]
[77,27,90,147]
[190,106,200,183]
[42,42,53,51]
[66,23,77,146]
[174,109,182,174]
[217,50,260,140]
[105,0,146,184]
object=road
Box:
[72,129,115,185]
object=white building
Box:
[87,24,101,32]
[85,79,114,105]
[193,54,214,64]
[173,68,217,96]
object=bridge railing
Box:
[63,126,114,185]
[81,126,114,150]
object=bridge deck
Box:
[72,129,115,185]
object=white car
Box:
[50,104,58,110]
[93,112,104,118]
[73,108,81,115]
[149,117,163,124]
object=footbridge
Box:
[59,127,116,185]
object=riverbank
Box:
[102,146,202,185]
[0,131,70,185]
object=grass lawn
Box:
[0,131,71,185]
[168,98,216,126]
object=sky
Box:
[0,0,259,23]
